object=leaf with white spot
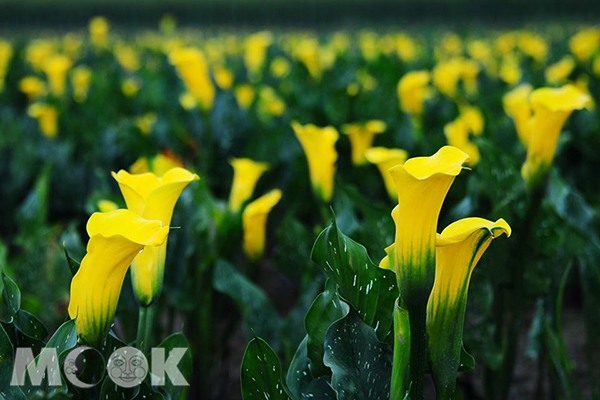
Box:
[241,337,292,400]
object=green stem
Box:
[136,304,156,355]
[391,300,411,400]
[407,303,428,400]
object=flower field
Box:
[1,16,600,400]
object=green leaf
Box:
[311,218,398,343]
[286,337,336,400]
[240,337,291,400]
[14,310,47,341]
[99,377,140,400]
[135,382,165,400]
[17,166,51,234]
[459,344,475,372]
[0,323,14,392]
[547,171,595,232]
[63,245,81,277]
[323,307,393,400]
[213,260,283,351]
[2,272,21,317]
[153,333,192,400]
[304,280,349,377]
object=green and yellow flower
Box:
[427,218,511,399]
[397,70,431,117]
[68,210,169,346]
[503,84,533,146]
[28,103,58,138]
[342,120,387,165]
[112,168,199,305]
[364,147,408,200]
[228,158,270,213]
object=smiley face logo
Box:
[63,346,105,388]
[107,347,148,388]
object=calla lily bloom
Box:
[112,168,199,305]
[427,218,511,399]
[397,70,431,116]
[71,65,92,103]
[364,147,408,200]
[43,54,72,97]
[89,16,109,48]
[244,31,272,81]
[130,153,184,177]
[292,121,339,202]
[444,118,480,166]
[19,76,46,100]
[389,146,469,309]
[503,84,533,146]
[28,103,58,138]
[522,84,591,190]
[242,189,282,261]
[68,210,169,346]
[545,56,575,84]
[228,158,270,213]
[342,120,386,165]
[169,47,215,110]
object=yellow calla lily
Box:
[522,84,591,190]
[43,54,72,97]
[169,47,215,111]
[364,147,408,200]
[68,210,169,346]
[244,31,272,81]
[112,168,199,305]
[545,56,575,84]
[89,16,109,48]
[503,84,533,146]
[341,120,386,165]
[28,103,58,138]
[389,146,469,309]
[427,218,511,398]
[397,70,431,116]
[71,65,92,103]
[444,118,480,166]
[242,189,282,261]
[292,121,339,202]
[19,76,46,100]
[228,158,270,212]
[97,199,119,213]
[235,84,256,109]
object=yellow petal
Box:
[243,189,282,261]
[342,121,386,165]
[292,121,339,202]
[365,147,408,200]
[503,84,533,146]
[522,85,591,189]
[68,210,168,346]
[397,70,431,115]
[228,158,270,212]
[389,146,469,308]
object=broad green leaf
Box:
[213,260,282,350]
[547,171,594,232]
[286,337,335,400]
[135,383,165,400]
[459,344,475,372]
[14,310,47,341]
[311,218,397,343]
[99,377,139,400]
[304,280,349,377]
[153,333,192,400]
[323,307,393,400]
[2,272,20,317]
[240,337,291,400]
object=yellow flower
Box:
[518,32,548,63]
[242,189,282,261]
[341,120,387,165]
[432,58,463,98]
[292,121,339,202]
[522,84,591,189]
[97,200,118,213]
[294,37,325,81]
[364,147,408,200]
[112,168,199,305]
[459,104,484,136]
[115,44,140,72]
[169,47,215,110]
[68,210,169,346]
[444,118,480,166]
[129,153,183,176]
[545,56,575,84]
[245,31,272,81]
[388,146,469,309]
[0,41,12,92]
[214,66,234,90]
[270,56,290,78]
[503,84,533,146]
[593,55,600,76]
[499,53,522,85]
[43,54,72,97]
[258,86,286,116]
[134,113,157,135]
[228,158,270,213]
[26,40,54,72]
[358,31,379,62]
[398,70,431,116]
[28,103,58,138]
[569,28,600,62]
[159,14,177,34]
[71,66,92,103]
[235,84,256,109]
[121,77,141,97]
[496,32,518,55]
[427,218,511,398]
[89,16,109,48]
[395,34,418,62]
[19,76,46,100]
